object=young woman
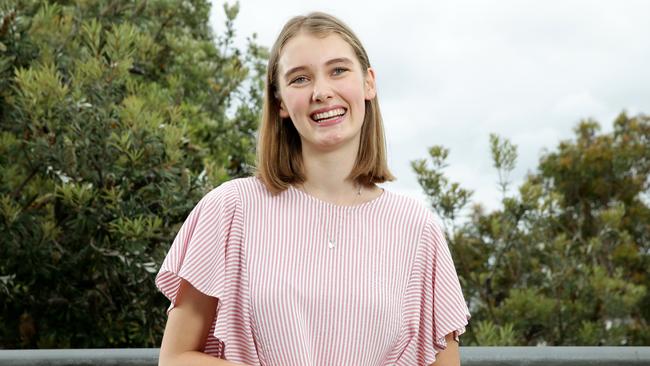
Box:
[156,12,470,366]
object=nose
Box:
[311,78,333,103]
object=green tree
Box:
[413,112,650,346]
[0,0,266,348]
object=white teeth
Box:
[312,108,345,121]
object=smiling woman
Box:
[156,12,470,366]
[256,12,391,195]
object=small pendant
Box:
[328,239,336,249]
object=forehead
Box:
[278,32,359,73]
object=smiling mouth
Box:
[310,108,347,123]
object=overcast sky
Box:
[210,0,650,213]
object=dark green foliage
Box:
[413,113,650,346]
[0,0,266,348]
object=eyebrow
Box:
[283,57,354,81]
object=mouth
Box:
[310,107,347,124]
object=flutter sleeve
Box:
[396,214,471,365]
[155,180,258,363]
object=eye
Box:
[289,75,309,85]
[332,67,349,76]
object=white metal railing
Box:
[0,347,648,365]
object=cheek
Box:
[336,86,366,127]
[282,90,309,116]
[340,83,366,108]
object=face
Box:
[276,32,376,152]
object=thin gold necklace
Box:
[300,181,363,202]
[300,181,362,249]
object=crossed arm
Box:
[159,279,460,366]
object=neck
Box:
[300,137,360,197]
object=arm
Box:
[158,279,247,366]
[429,333,460,366]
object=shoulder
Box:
[381,188,445,245]
[203,176,260,198]
[201,178,240,206]
[380,188,437,225]
[200,176,273,208]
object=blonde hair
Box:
[255,12,395,194]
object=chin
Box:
[317,134,360,151]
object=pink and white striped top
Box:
[156,177,470,365]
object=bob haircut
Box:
[255,12,395,194]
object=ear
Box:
[279,99,290,118]
[364,67,377,100]
[274,86,290,118]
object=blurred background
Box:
[0,0,648,349]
